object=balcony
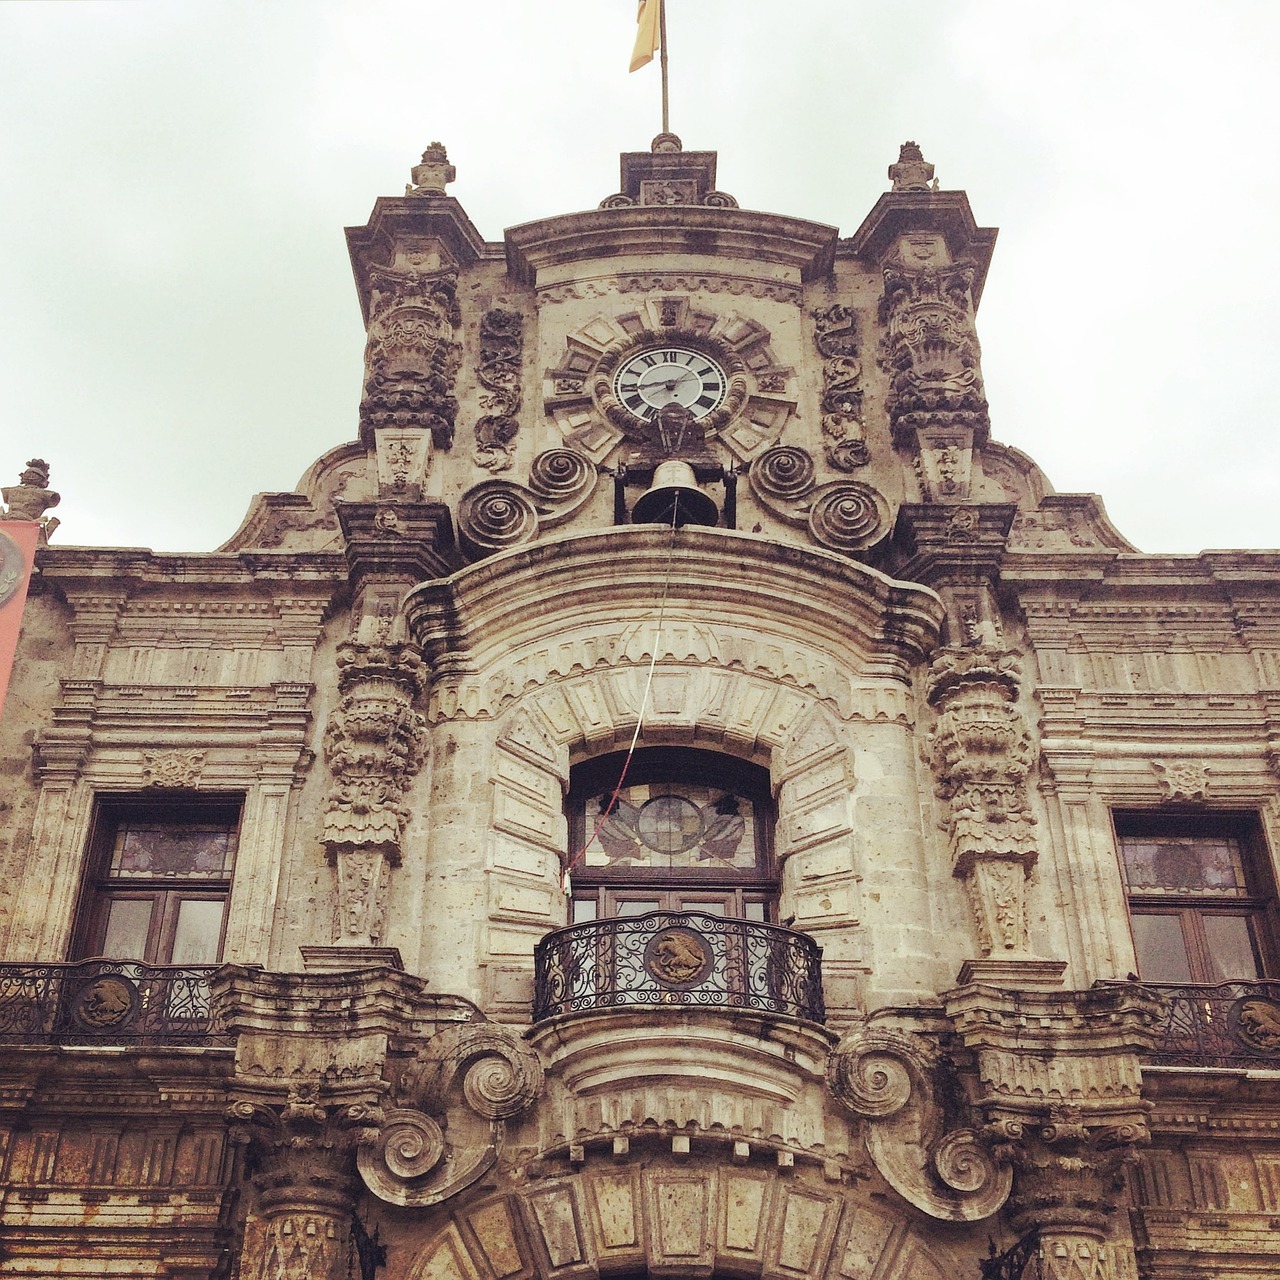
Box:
[0,959,230,1047]
[532,911,825,1024]
[1139,980,1280,1068]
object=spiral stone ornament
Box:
[751,446,815,500]
[807,482,890,552]
[933,1129,997,1194]
[462,1046,544,1120]
[528,448,594,503]
[378,1108,445,1179]
[457,481,539,558]
[827,1035,914,1118]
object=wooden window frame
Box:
[1113,809,1279,984]
[71,796,242,965]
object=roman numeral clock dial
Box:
[612,347,728,421]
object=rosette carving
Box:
[749,446,891,556]
[457,449,599,560]
[828,1026,1010,1222]
[808,483,891,552]
[528,448,594,505]
[751,445,814,500]
[457,481,539,558]
[359,1022,543,1208]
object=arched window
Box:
[565,748,775,924]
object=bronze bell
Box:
[630,460,720,528]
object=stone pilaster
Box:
[946,982,1161,1280]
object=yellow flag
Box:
[630,0,661,72]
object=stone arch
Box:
[403,1163,965,1280]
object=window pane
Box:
[101,898,154,959]
[111,823,236,878]
[1120,835,1246,896]
[679,899,731,917]
[584,785,756,871]
[571,898,597,924]
[1203,915,1261,982]
[614,898,662,917]
[170,899,226,964]
[1132,914,1195,983]
[743,900,767,922]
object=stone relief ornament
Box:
[141,748,206,789]
[925,643,1037,954]
[888,140,938,193]
[473,308,524,472]
[1,457,61,543]
[322,641,428,943]
[1152,758,1209,803]
[358,1022,543,1208]
[405,141,455,196]
[827,1025,1010,1221]
[880,258,989,456]
[749,445,891,556]
[359,266,462,449]
[456,448,598,560]
[812,304,870,470]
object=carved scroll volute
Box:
[925,644,1038,955]
[322,640,429,944]
[827,1027,1010,1222]
[358,1023,544,1208]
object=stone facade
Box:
[1,138,1279,1279]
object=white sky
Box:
[1,1,1276,555]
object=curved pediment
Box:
[403,526,944,688]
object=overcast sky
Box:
[1,2,1276,555]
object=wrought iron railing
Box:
[533,911,825,1023]
[1137,980,1280,1068]
[0,959,229,1047]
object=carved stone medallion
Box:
[644,928,713,987]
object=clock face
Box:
[612,347,728,422]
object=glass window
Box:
[1116,812,1275,984]
[567,748,775,922]
[75,799,241,965]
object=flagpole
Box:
[659,0,670,134]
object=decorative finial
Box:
[650,132,682,154]
[1,458,61,543]
[406,142,456,197]
[888,141,937,193]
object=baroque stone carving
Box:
[812,304,869,470]
[1152,758,1209,803]
[359,265,462,448]
[880,258,988,451]
[888,140,938,193]
[457,448,599,560]
[405,140,455,196]
[926,644,1037,954]
[358,1022,543,1207]
[947,984,1160,1280]
[827,1026,1010,1221]
[322,641,428,943]
[473,308,524,472]
[229,1080,384,1280]
[141,748,205,788]
[750,445,891,555]
[2,457,61,543]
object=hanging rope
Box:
[563,498,682,890]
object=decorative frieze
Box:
[925,643,1037,954]
[812,304,869,470]
[473,307,525,472]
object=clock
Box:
[612,346,728,422]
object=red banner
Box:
[0,522,40,720]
